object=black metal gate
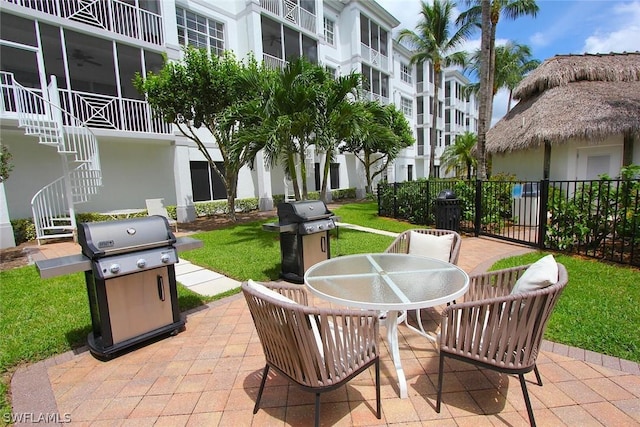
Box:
[378,178,640,267]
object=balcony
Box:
[361,90,389,105]
[263,53,287,70]
[58,89,171,134]
[3,0,163,46]
[260,0,316,33]
[360,43,389,72]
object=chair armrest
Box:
[384,232,409,254]
[264,282,309,306]
[465,265,530,301]
[308,306,380,374]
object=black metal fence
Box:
[378,178,640,267]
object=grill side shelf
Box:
[36,254,92,279]
[262,222,297,233]
[35,237,203,279]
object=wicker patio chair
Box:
[384,228,461,264]
[384,228,462,334]
[242,280,381,427]
[436,262,569,427]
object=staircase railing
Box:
[3,72,102,242]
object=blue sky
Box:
[375,0,640,122]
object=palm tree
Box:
[465,41,540,111]
[476,0,491,180]
[398,0,472,178]
[314,70,362,202]
[458,0,539,127]
[440,131,477,179]
[258,57,323,200]
[340,101,414,194]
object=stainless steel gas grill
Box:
[268,200,336,283]
[36,216,202,360]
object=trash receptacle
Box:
[512,182,540,226]
[434,189,461,232]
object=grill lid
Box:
[78,216,176,258]
[277,201,333,224]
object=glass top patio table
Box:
[304,253,469,311]
[304,253,469,399]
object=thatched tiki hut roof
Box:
[487,52,640,156]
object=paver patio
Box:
[10,236,640,426]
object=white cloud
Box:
[529,32,549,48]
[582,1,640,53]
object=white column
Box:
[161,0,181,61]
[173,141,196,222]
[0,182,16,249]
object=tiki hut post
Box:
[543,139,551,180]
[623,131,635,167]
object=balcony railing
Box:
[360,43,389,72]
[259,0,316,33]
[361,90,389,105]
[263,53,288,70]
[58,89,171,134]
[3,0,163,45]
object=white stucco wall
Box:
[491,135,634,180]
[3,131,176,219]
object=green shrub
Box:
[331,188,356,200]
[193,198,259,217]
[10,219,36,245]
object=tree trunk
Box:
[223,170,238,221]
[321,150,331,202]
[287,153,301,200]
[507,89,513,112]
[299,148,308,200]
[476,0,491,180]
[430,68,440,178]
[364,152,373,194]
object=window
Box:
[261,16,317,64]
[400,97,412,116]
[359,14,387,55]
[326,66,337,78]
[176,7,225,56]
[361,65,389,102]
[400,63,412,84]
[190,161,227,202]
[324,17,335,46]
[407,165,413,181]
[330,163,340,189]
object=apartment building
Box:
[0,0,478,245]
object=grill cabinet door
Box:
[302,232,330,272]
[106,267,174,344]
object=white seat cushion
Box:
[511,254,558,294]
[408,231,454,262]
[246,279,297,304]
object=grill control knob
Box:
[318,224,324,230]
[137,259,147,269]
[109,264,121,274]
[160,254,171,264]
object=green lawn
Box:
[1,200,638,419]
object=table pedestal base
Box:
[384,311,408,398]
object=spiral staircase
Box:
[3,72,102,243]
